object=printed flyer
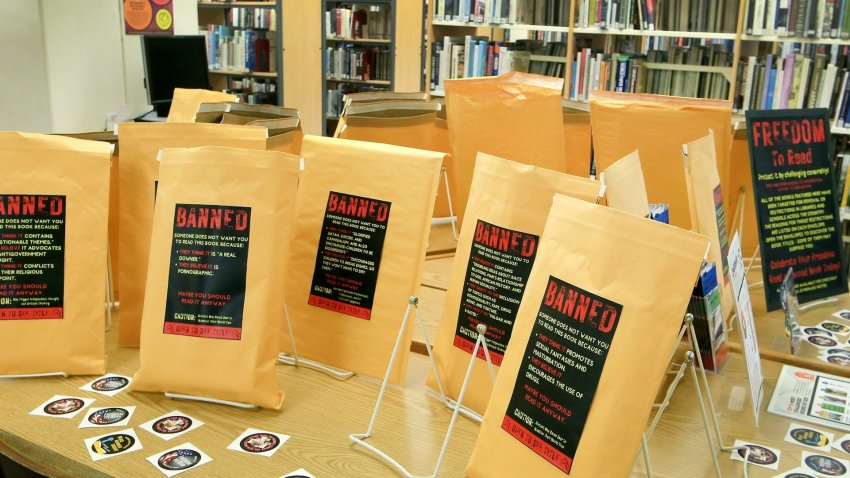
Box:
[501,275,622,473]
[0,195,66,320]
[163,204,251,340]
[454,219,539,365]
[308,191,391,320]
[745,109,847,310]
[768,364,850,433]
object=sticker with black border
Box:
[227,428,290,457]
[84,428,143,461]
[146,442,212,477]
[785,423,835,451]
[807,335,841,349]
[79,406,135,429]
[821,322,850,337]
[30,395,94,419]
[821,354,850,367]
[827,349,850,358]
[281,469,316,478]
[833,434,850,456]
[771,468,817,478]
[139,411,204,441]
[801,451,850,477]
[730,440,781,470]
[79,374,132,397]
[832,310,850,322]
[805,327,836,338]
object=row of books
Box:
[733,44,850,115]
[324,5,391,39]
[431,0,738,32]
[324,46,392,82]
[569,44,731,101]
[226,78,277,105]
[200,25,274,72]
[430,36,543,92]
[745,0,850,38]
[226,7,276,30]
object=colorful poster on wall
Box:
[124,0,174,35]
[745,109,847,311]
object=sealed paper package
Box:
[602,150,650,217]
[0,132,111,375]
[562,101,593,177]
[467,194,708,478]
[166,88,237,122]
[117,123,268,346]
[284,136,443,385]
[194,102,304,154]
[335,100,454,217]
[685,130,735,320]
[132,147,299,409]
[427,153,602,415]
[589,91,733,229]
[446,72,566,225]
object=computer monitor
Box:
[141,35,210,117]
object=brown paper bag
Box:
[194,103,304,155]
[335,101,455,218]
[166,88,237,123]
[428,153,602,415]
[467,194,708,478]
[131,146,298,409]
[0,132,111,375]
[117,123,268,346]
[562,102,592,177]
[284,136,443,384]
[602,150,650,217]
[589,91,733,230]
[685,130,735,320]
[446,72,567,225]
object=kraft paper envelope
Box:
[446,72,566,226]
[132,147,298,409]
[194,103,304,155]
[562,102,593,177]
[603,150,650,217]
[428,153,602,415]
[589,91,733,230]
[685,130,736,320]
[284,136,443,385]
[467,194,708,478]
[0,132,111,375]
[336,101,454,218]
[166,88,237,123]
[117,123,268,346]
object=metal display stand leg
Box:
[105,243,117,331]
[440,166,459,241]
[277,302,355,380]
[799,297,840,312]
[350,296,491,477]
[163,392,257,409]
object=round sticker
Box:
[827,349,850,357]
[91,433,136,455]
[240,433,280,453]
[153,416,192,434]
[828,355,850,366]
[805,327,834,337]
[790,428,830,447]
[737,445,778,466]
[43,398,84,415]
[805,455,848,476]
[822,323,850,333]
[158,449,201,471]
[784,473,815,478]
[841,439,850,454]
[155,9,172,30]
[90,376,129,392]
[151,0,171,5]
[808,335,839,347]
[123,0,152,30]
[88,408,130,425]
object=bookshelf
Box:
[197,0,283,105]
[322,0,396,135]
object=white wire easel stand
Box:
[350,295,492,477]
[163,392,257,409]
[439,166,459,241]
[105,242,117,331]
[277,302,354,380]
[637,313,751,478]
